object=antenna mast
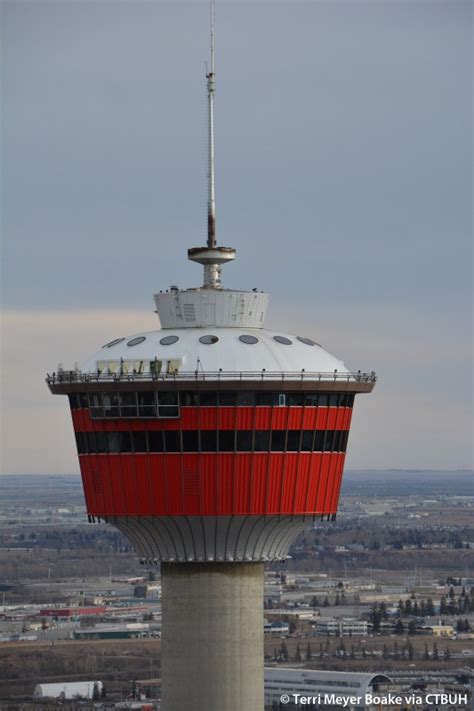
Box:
[207,0,216,249]
[187,0,236,288]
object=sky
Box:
[1,0,472,475]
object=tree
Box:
[323,597,330,607]
[423,643,429,660]
[305,642,312,661]
[394,619,404,635]
[295,644,302,663]
[280,642,289,661]
[92,682,100,701]
[408,619,417,636]
[382,644,388,659]
[439,596,448,615]
[289,620,297,635]
[407,641,414,661]
[335,594,340,606]
[444,647,451,661]
[311,596,319,610]
[433,642,439,661]
[404,599,413,617]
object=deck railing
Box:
[46,370,376,385]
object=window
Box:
[180,391,199,406]
[199,335,219,344]
[160,335,179,345]
[286,431,301,451]
[314,431,325,451]
[304,393,319,407]
[182,431,199,452]
[329,393,340,407]
[301,431,314,451]
[148,430,164,452]
[255,392,273,406]
[75,431,86,454]
[254,431,270,451]
[89,393,103,419]
[278,393,286,407]
[200,391,218,406]
[289,393,304,406]
[271,430,286,451]
[164,431,180,452]
[103,337,125,348]
[138,392,156,417]
[150,360,162,376]
[127,336,146,347]
[219,392,237,406]
[119,392,138,418]
[273,335,292,345]
[218,430,235,452]
[236,391,255,406]
[119,432,132,453]
[201,430,217,451]
[239,334,258,344]
[158,391,179,417]
[107,432,120,453]
[132,431,147,453]
[103,393,119,418]
[318,394,330,407]
[237,431,253,451]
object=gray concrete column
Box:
[161,562,264,711]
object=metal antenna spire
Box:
[207,0,216,249]
[188,0,236,288]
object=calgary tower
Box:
[47,3,376,710]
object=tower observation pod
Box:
[47,4,376,710]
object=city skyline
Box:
[2,0,472,474]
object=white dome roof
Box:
[80,327,348,376]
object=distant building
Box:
[264,620,290,635]
[421,624,455,637]
[34,681,103,699]
[40,606,107,618]
[72,624,151,640]
[265,669,391,710]
[314,617,368,636]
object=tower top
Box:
[188,0,236,289]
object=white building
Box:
[33,681,103,699]
[265,669,391,710]
[314,617,368,636]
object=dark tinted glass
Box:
[96,432,107,454]
[304,393,319,407]
[132,431,147,453]
[289,393,304,406]
[318,394,329,407]
[164,431,180,452]
[219,392,237,406]
[255,392,273,406]
[237,431,253,451]
[286,431,301,451]
[200,391,218,406]
[236,391,255,406]
[333,430,343,452]
[103,393,120,417]
[148,431,164,452]
[138,392,156,417]
[119,431,132,453]
[75,431,86,454]
[341,430,349,452]
[329,394,340,407]
[301,431,314,451]
[314,431,325,451]
[183,431,199,452]
[89,393,103,418]
[254,431,270,451]
[119,392,138,417]
[201,430,217,451]
[180,391,199,406]
[107,432,120,453]
[271,430,286,451]
[158,406,179,418]
[79,393,89,409]
[68,394,79,409]
[218,430,235,451]
[324,430,336,451]
[158,392,178,406]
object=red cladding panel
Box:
[265,453,284,513]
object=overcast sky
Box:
[1,0,472,475]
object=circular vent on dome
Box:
[239,335,258,344]
[127,336,146,347]
[273,336,292,345]
[103,337,125,348]
[297,336,316,346]
[199,335,219,345]
[160,335,179,346]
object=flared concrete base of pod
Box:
[161,562,264,711]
